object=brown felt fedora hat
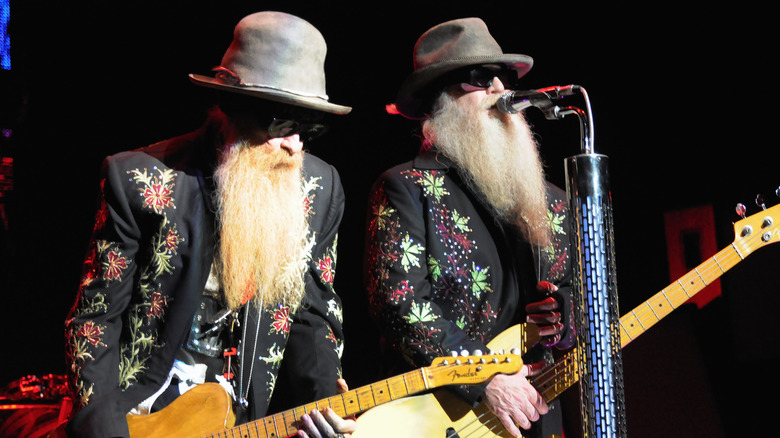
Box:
[190,11,351,115]
[394,17,533,120]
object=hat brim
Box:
[394,54,533,120]
[189,74,352,115]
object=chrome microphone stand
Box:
[561,87,627,438]
[501,86,627,437]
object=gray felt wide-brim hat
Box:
[394,17,533,120]
[190,11,351,115]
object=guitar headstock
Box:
[426,351,523,386]
[733,201,780,250]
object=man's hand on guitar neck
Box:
[483,363,548,437]
[295,379,357,438]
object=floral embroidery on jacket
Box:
[545,199,569,282]
[367,165,572,368]
[270,305,292,335]
[128,167,177,214]
[303,176,322,217]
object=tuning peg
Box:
[472,349,483,356]
[776,187,780,199]
[756,195,767,210]
[736,203,747,219]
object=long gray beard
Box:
[423,91,551,247]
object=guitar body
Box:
[48,204,778,438]
[353,391,513,438]
[127,382,235,438]
[353,324,536,438]
[353,203,780,438]
[113,349,522,438]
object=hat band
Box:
[214,67,330,100]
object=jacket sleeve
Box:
[364,171,490,373]
[64,154,143,438]
[542,184,576,350]
[268,161,346,412]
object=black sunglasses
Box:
[267,119,328,143]
[452,65,521,89]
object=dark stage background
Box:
[1,2,777,437]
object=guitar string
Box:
[252,365,444,432]
[529,226,765,402]
[223,221,771,437]
[449,227,769,437]
[620,227,764,343]
[532,227,760,394]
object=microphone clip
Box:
[496,85,582,119]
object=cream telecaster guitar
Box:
[122,352,522,438]
[353,203,780,438]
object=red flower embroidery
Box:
[142,183,174,212]
[271,306,291,334]
[103,249,128,281]
[76,321,105,347]
[326,326,337,344]
[164,229,179,252]
[303,195,314,215]
[146,292,168,321]
[390,280,413,303]
[317,256,335,284]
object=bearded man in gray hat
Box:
[363,17,576,438]
[63,11,356,438]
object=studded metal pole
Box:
[565,153,627,438]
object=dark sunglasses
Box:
[267,119,328,143]
[452,65,521,89]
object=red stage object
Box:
[664,205,721,308]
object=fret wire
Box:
[618,319,632,341]
[530,224,773,420]
[731,241,745,259]
[676,279,692,298]
[694,267,708,285]
[265,410,284,436]
[630,309,645,329]
[645,298,660,320]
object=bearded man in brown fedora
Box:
[63,11,356,438]
[364,17,576,438]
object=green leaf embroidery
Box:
[451,210,471,232]
[400,234,424,273]
[404,301,438,324]
[427,256,442,282]
[547,209,566,236]
[421,172,449,201]
[470,263,491,299]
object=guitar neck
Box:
[618,237,752,347]
[216,364,457,438]
[533,235,755,403]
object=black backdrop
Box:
[2,2,778,436]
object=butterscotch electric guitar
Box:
[122,352,523,438]
[352,203,780,437]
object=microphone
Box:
[496,84,582,114]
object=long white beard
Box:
[213,141,310,311]
[423,91,551,247]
